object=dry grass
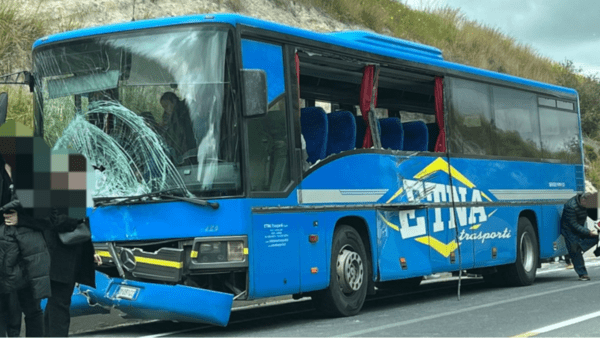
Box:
[0,0,46,74]
[0,85,34,129]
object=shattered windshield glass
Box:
[33,26,241,199]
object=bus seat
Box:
[301,107,329,163]
[379,117,404,150]
[326,111,356,156]
[403,121,429,151]
[426,123,439,152]
[355,116,366,149]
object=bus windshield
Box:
[33,25,241,200]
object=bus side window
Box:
[491,86,541,158]
[447,77,494,155]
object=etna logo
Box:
[398,179,488,240]
[380,158,512,257]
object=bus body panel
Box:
[80,271,233,326]
[250,209,377,297]
[377,209,433,281]
[540,204,569,258]
[250,212,302,298]
[89,200,251,242]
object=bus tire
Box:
[504,217,538,286]
[312,225,368,317]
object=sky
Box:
[401,0,600,77]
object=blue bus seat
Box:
[426,123,439,152]
[301,107,329,163]
[326,111,356,156]
[403,121,429,151]
[379,117,404,150]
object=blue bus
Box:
[29,14,582,326]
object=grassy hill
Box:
[2,0,599,185]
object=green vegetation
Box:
[2,0,600,185]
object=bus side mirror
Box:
[0,92,7,126]
[241,69,267,117]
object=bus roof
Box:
[33,13,577,97]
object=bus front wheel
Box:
[312,225,368,317]
[504,217,538,286]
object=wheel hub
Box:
[336,248,364,293]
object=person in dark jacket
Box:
[560,192,600,280]
[14,152,98,337]
[0,155,51,337]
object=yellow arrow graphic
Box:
[414,236,458,257]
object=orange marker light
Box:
[311,267,318,274]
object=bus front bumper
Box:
[77,271,234,326]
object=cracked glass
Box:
[33,26,241,200]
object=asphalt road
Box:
[67,256,600,337]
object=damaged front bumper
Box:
[74,271,234,326]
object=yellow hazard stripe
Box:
[95,250,182,269]
[96,250,111,258]
[135,256,183,269]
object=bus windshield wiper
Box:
[95,187,219,209]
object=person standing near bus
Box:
[12,152,99,337]
[0,155,50,337]
[560,192,600,280]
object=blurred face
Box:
[160,99,175,117]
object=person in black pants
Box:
[0,154,51,337]
[5,292,22,337]
[560,193,600,280]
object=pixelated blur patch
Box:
[68,172,86,190]
[16,137,33,154]
[14,154,33,189]
[51,153,69,172]
[0,123,93,217]
[69,154,86,172]
[51,172,69,190]
[33,172,50,190]
[0,120,34,137]
[0,136,16,155]
[33,137,50,173]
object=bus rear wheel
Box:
[312,225,368,317]
[504,217,538,286]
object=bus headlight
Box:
[191,236,248,268]
[227,241,244,261]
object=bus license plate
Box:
[116,286,138,300]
